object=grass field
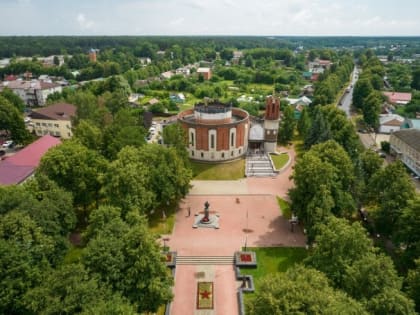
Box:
[148,207,176,235]
[191,159,245,180]
[270,153,289,170]
[276,196,292,219]
[241,247,307,307]
[241,247,307,289]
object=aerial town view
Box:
[1,1,420,315]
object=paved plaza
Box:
[165,147,306,315]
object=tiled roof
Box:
[392,129,420,152]
[382,91,412,104]
[0,135,61,185]
[30,103,76,121]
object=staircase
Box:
[176,255,235,265]
[246,152,276,177]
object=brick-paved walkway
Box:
[166,147,305,315]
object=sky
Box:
[0,0,420,36]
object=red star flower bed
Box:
[240,254,252,262]
[235,251,257,267]
[197,282,214,310]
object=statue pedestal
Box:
[193,213,220,229]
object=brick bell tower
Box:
[263,95,280,153]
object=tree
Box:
[304,106,331,149]
[0,210,55,314]
[83,209,173,313]
[297,106,310,138]
[24,263,137,315]
[278,104,295,144]
[366,288,416,315]
[0,95,30,144]
[353,78,373,110]
[1,87,25,112]
[362,91,381,131]
[359,149,383,186]
[38,140,108,209]
[290,141,356,238]
[411,67,420,90]
[103,146,155,215]
[405,259,420,312]
[73,119,103,151]
[394,198,420,270]
[53,55,60,66]
[342,252,402,300]
[305,217,373,288]
[367,161,416,236]
[249,265,367,315]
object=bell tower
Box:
[263,95,280,153]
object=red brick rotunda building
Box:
[178,101,249,162]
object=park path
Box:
[166,147,305,315]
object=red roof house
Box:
[0,135,61,185]
[382,92,412,105]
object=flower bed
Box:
[235,251,257,267]
[197,282,213,310]
[162,251,177,267]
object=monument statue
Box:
[203,201,210,222]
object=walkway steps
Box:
[246,153,276,177]
[176,255,235,265]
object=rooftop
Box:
[392,129,420,152]
[30,103,76,121]
[382,91,412,104]
[0,135,61,185]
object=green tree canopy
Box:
[0,95,30,144]
[83,207,172,313]
[249,265,367,315]
[38,140,109,209]
[367,161,416,236]
[24,263,137,315]
[278,104,295,144]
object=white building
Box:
[2,79,62,106]
[390,129,420,176]
[379,114,404,134]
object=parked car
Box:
[0,150,5,157]
[2,140,13,148]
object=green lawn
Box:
[148,207,176,235]
[270,153,289,170]
[241,247,307,307]
[191,159,245,180]
[276,196,292,219]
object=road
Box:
[339,67,359,118]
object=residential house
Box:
[390,129,420,176]
[1,79,62,106]
[139,57,152,65]
[401,118,420,130]
[379,114,404,134]
[286,96,312,107]
[232,51,243,64]
[161,71,174,80]
[148,98,160,106]
[382,91,412,105]
[0,135,61,185]
[170,93,185,103]
[29,103,76,139]
[196,67,212,80]
[175,67,191,76]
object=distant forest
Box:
[1,36,420,58]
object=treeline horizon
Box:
[1,35,420,58]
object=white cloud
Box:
[77,13,94,30]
